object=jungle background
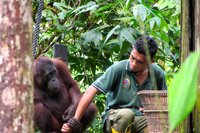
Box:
[32,0,181,132]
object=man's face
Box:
[129,48,148,72]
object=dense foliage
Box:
[32,0,180,132]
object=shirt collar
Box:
[126,59,150,81]
[126,60,132,72]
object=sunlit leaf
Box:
[149,19,155,30]
[159,0,170,10]
[72,1,98,15]
[125,0,132,10]
[148,17,161,29]
[132,4,149,22]
[104,25,120,45]
[118,28,135,49]
[82,30,102,46]
[168,51,200,132]
[53,2,72,11]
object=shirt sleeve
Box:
[92,65,119,94]
[157,70,167,90]
[154,64,167,90]
[152,63,167,90]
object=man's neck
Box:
[134,67,149,85]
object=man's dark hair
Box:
[132,36,158,58]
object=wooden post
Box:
[0,0,34,132]
[54,44,68,65]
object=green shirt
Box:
[92,59,167,119]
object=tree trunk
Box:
[180,0,193,132]
[0,0,34,132]
[181,0,191,63]
[182,0,200,132]
[192,0,200,132]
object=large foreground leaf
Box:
[168,52,200,132]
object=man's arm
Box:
[74,85,99,121]
[61,85,99,133]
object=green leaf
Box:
[104,25,120,45]
[53,2,72,11]
[72,1,98,15]
[125,0,132,10]
[118,28,136,49]
[149,18,155,29]
[132,4,149,22]
[168,51,200,132]
[159,0,170,10]
[97,4,112,12]
[82,30,102,46]
[148,17,161,29]
[160,32,169,44]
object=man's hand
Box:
[61,123,72,133]
[139,107,145,115]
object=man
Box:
[61,36,167,133]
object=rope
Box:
[32,0,44,58]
